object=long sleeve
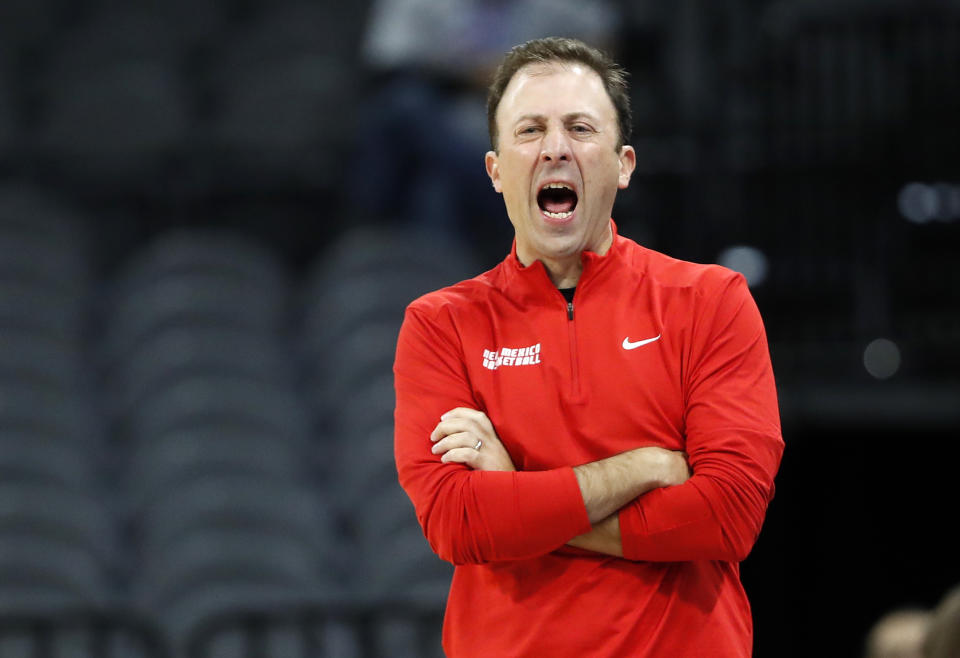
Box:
[618,272,784,562]
[394,299,592,566]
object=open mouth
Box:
[537,183,578,220]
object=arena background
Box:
[1,0,958,656]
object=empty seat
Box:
[195,1,368,192]
[303,226,477,288]
[0,536,114,614]
[0,332,86,393]
[0,67,16,162]
[102,281,286,367]
[135,475,334,564]
[100,229,288,367]
[0,432,99,492]
[125,426,307,514]
[34,59,190,187]
[0,385,101,446]
[136,528,335,646]
[303,319,400,422]
[0,281,86,345]
[107,326,292,418]
[0,482,120,569]
[0,0,63,52]
[52,6,202,67]
[125,375,310,446]
[201,53,353,191]
[114,229,287,296]
[332,423,402,515]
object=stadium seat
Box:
[107,326,292,418]
[0,536,114,613]
[0,432,99,493]
[33,59,190,188]
[124,426,307,514]
[0,385,102,447]
[135,528,336,647]
[0,482,120,569]
[102,282,286,367]
[125,375,310,446]
[113,229,287,295]
[135,475,335,566]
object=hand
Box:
[642,446,691,487]
[430,407,516,472]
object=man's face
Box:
[485,61,635,268]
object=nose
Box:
[540,126,571,163]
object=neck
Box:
[541,256,584,289]
[517,223,614,289]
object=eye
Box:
[570,124,593,134]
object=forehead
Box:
[496,61,615,123]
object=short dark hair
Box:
[486,37,632,152]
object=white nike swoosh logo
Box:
[622,334,661,350]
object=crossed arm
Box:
[430,407,691,557]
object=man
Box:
[393,37,783,657]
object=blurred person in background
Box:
[924,583,960,658]
[394,37,784,656]
[350,0,618,250]
[864,608,932,658]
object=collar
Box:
[500,219,624,305]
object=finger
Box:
[440,407,489,426]
[431,432,477,455]
[431,417,482,442]
[443,407,495,435]
[440,447,481,467]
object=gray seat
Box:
[34,58,189,186]
[349,474,420,546]
[302,226,477,289]
[0,331,86,393]
[202,53,353,191]
[0,482,120,568]
[52,6,195,68]
[125,427,307,514]
[303,318,400,422]
[0,432,99,492]
[102,279,286,367]
[198,1,367,191]
[0,182,90,248]
[136,528,335,645]
[332,423,402,515]
[136,474,335,563]
[0,67,16,164]
[125,376,310,446]
[0,235,89,295]
[357,525,452,602]
[0,281,86,344]
[107,326,292,417]
[300,270,449,352]
[333,372,397,437]
[112,229,287,298]
[0,0,63,52]
[0,535,113,614]
[0,385,101,446]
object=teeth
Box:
[543,210,573,219]
[543,183,573,191]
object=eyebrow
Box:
[513,111,598,127]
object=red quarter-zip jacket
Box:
[393,222,784,657]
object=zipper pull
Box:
[567,301,574,321]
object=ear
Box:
[617,145,636,189]
[485,151,502,193]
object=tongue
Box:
[539,188,577,213]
